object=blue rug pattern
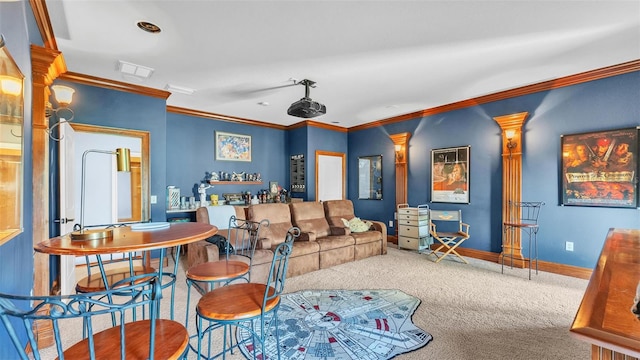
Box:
[237,289,432,360]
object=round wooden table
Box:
[36,222,218,320]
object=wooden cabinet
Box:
[570,228,640,359]
[397,204,430,252]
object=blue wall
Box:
[166,112,288,202]
[51,81,169,222]
[0,1,37,357]
[349,72,640,269]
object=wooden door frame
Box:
[315,150,346,201]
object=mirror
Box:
[358,155,382,200]
[0,35,25,245]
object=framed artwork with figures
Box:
[215,131,251,162]
[431,145,470,204]
[561,127,638,208]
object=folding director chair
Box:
[428,209,470,263]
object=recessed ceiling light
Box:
[258,102,270,106]
[137,21,161,34]
[331,121,340,124]
[164,84,195,95]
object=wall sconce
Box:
[46,84,76,142]
[71,148,131,241]
[0,75,22,96]
[395,144,404,161]
[505,129,517,157]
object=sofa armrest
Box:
[257,238,272,250]
[331,226,350,236]
[367,220,388,255]
[298,232,316,242]
[187,240,221,269]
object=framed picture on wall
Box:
[215,131,251,162]
[561,127,638,208]
[431,145,470,204]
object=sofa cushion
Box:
[316,236,355,251]
[350,231,381,244]
[323,199,356,228]
[248,203,294,247]
[290,202,331,238]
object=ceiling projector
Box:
[287,79,326,118]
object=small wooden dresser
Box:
[397,204,431,252]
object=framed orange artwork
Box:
[431,145,470,204]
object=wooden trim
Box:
[287,120,348,133]
[494,112,528,267]
[315,150,346,201]
[167,105,286,130]
[349,59,640,132]
[390,133,411,211]
[29,0,57,50]
[59,72,170,99]
[30,44,68,349]
[423,245,593,280]
[70,124,151,222]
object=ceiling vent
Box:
[117,60,154,79]
[287,79,326,118]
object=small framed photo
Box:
[215,131,251,162]
[431,145,470,204]
[561,127,638,208]
[269,181,279,194]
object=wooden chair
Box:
[194,227,299,360]
[0,274,189,360]
[185,215,269,326]
[428,209,470,263]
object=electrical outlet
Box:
[150,195,157,204]
[565,241,574,251]
[388,220,393,228]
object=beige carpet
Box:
[39,246,590,360]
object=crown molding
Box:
[30,0,57,49]
[167,106,286,130]
[287,120,348,133]
[59,72,170,99]
[349,59,640,132]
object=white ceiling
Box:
[45,0,640,128]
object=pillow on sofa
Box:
[341,217,373,233]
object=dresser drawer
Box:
[398,207,429,217]
[398,217,429,227]
[398,235,431,251]
[398,225,429,238]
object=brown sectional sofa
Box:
[187,200,387,283]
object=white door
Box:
[59,122,77,295]
[316,151,345,201]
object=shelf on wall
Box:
[166,209,197,213]
[208,181,263,185]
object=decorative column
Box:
[31,44,67,347]
[493,112,528,267]
[390,133,411,239]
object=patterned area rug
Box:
[237,289,432,360]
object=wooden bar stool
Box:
[0,275,189,360]
[184,216,268,325]
[502,201,544,280]
[195,227,299,360]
